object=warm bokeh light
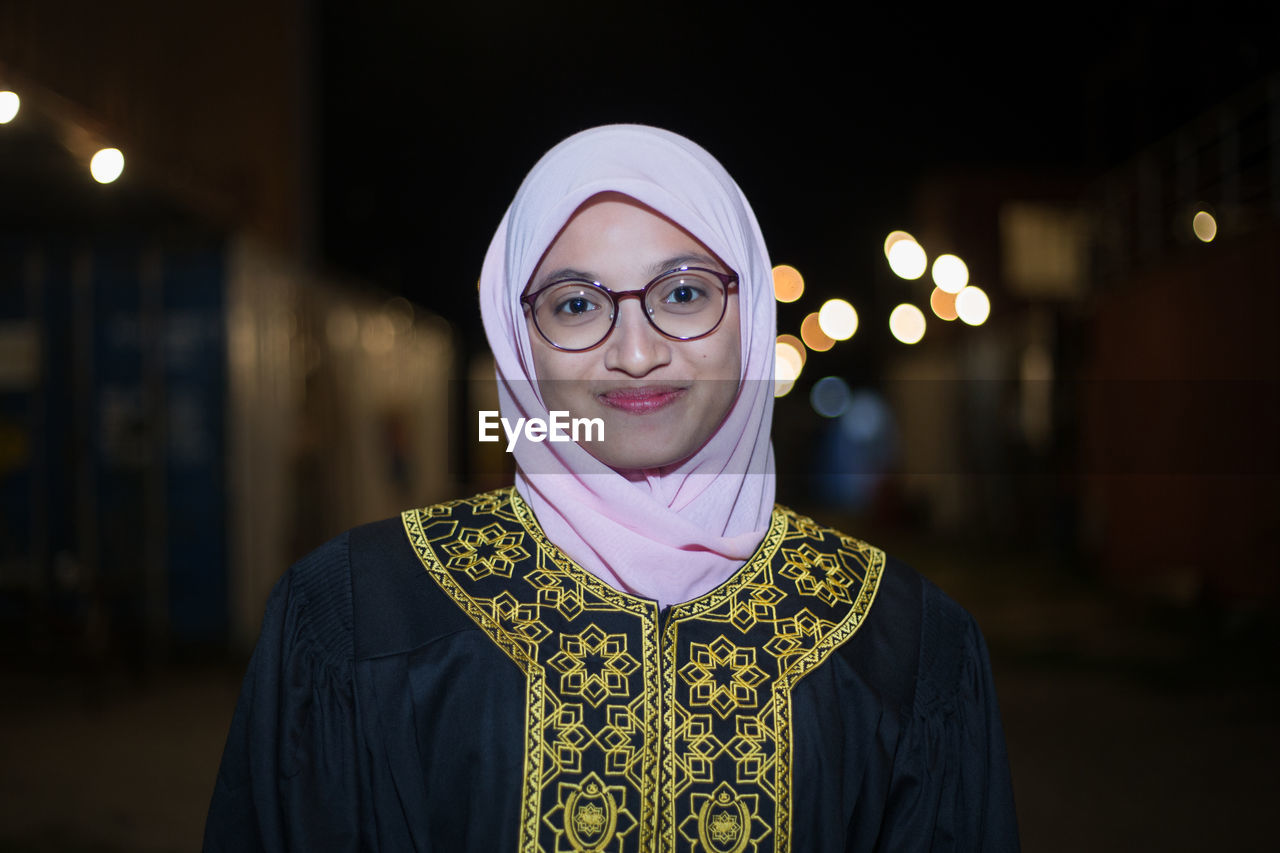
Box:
[810,375,852,418]
[955,285,991,325]
[930,253,969,293]
[887,238,927,280]
[326,307,359,350]
[800,312,835,352]
[777,333,807,368]
[776,339,805,379]
[883,230,915,259]
[889,303,926,344]
[1193,210,1217,242]
[930,286,958,321]
[0,91,19,124]
[772,264,805,303]
[90,147,125,183]
[385,296,415,334]
[775,350,801,397]
[362,313,396,355]
[818,299,858,340]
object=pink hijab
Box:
[478,124,776,606]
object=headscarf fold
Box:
[479,124,776,606]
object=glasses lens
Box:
[532,282,614,349]
[644,270,727,339]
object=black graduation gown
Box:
[204,488,1019,852]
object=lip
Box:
[596,385,687,414]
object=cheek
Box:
[529,338,589,412]
[706,325,742,378]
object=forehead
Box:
[530,192,724,285]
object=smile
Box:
[597,386,687,414]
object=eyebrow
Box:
[530,254,724,293]
[647,253,721,277]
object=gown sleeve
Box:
[869,584,1021,852]
[203,535,363,852]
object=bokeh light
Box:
[887,239,927,280]
[930,253,969,293]
[889,303,926,344]
[777,333,806,369]
[0,91,19,124]
[776,338,805,379]
[90,147,124,183]
[810,375,852,418]
[800,312,835,352]
[1192,210,1217,242]
[883,230,915,259]
[775,349,801,397]
[326,307,359,350]
[840,389,893,444]
[930,286,958,321]
[818,299,858,340]
[955,285,991,325]
[361,313,396,355]
[772,264,805,303]
[385,296,415,335]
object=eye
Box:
[651,272,716,313]
[537,282,609,325]
[556,294,599,316]
[663,283,703,304]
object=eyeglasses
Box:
[521,266,738,352]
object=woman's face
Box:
[525,194,742,471]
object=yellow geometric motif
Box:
[678,637,769,719]
[679,782,770,853]
[441,521,530,580]
[401,489,884,852]
[776,542,856,606]
[549,624,641,708]
[545,771,637,853]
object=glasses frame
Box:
[521,265,739,352]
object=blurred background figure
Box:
[0,2,1277,851]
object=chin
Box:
[583,416,696,471]
[583,438,697,472]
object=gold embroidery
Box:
[777,542,857,606]
[401,490,884,852]
[678,637,769,719]
[680,782,769,853]
[441,521,530,580]
[548,624,641,708]
[547,771,635,852]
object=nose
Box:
[603,296,671,376]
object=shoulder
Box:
[346,489,518,659]
[266,525,357,672]
[774,505,986,716]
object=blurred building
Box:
[880,73,1279,606]
[0,2,457,657]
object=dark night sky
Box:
[316,2,1278,349]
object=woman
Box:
[205,125,1019,851]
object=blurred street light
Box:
[775,346,801,397]
[931,253,969,293]
[777,333,807,369]
[955,285,991,325]
[930,286,958,321]
[0,91,19,124]
[800,312,835,352]
[818,299,858,340]
[90,147,125,183]
[772,264,805,302]
[889,303,926,344]
[887,238,927,280]
[1193,210,1217,242]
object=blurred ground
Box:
[1,539,1277,852]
